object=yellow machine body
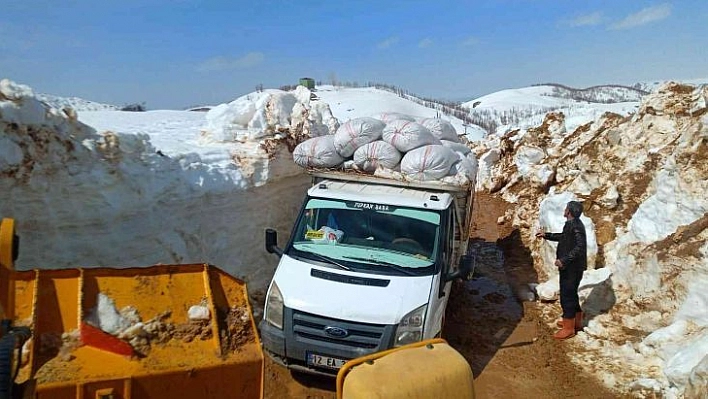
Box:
[336,338,475,399]
[1,218,264,399]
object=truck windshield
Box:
[287,198,440,276]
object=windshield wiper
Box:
[342,256,417,276]
[298,250,351,271]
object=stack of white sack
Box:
[293,115,477,184]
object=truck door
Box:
[426,207,455,338]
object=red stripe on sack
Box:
[308,138,316,162]
[340,122,357,150]
[370,142,379,165]
[421,146,432,173]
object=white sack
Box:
[400,145,458,181]
[382,120,441,152]
[353,140,402,172]
[333,117,385,157]
[452,152,479,181]
[441,140,471,155]
[421,118,459,142]
[373,112,416,123]
[293,136,345,168]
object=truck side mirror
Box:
[265,228,283,257]
[445,254,474,282]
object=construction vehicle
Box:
[261,170,475,376]
[0,217,264,399]
[336,338,475,399]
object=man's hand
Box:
[535,229,545,238]
[555,259,564,269]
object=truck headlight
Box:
[264,282,284,330]
[394,304,426,347]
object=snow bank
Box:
[475,81,708,397]
[0,79,313,295]
[37,93,119,111]
[204,86,339,142]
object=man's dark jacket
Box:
[544,218,587,270]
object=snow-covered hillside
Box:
[475,82,708,398]
[37,93,119,111]
[463,84,641,136]
[634,77,708,94]
[315,85,486,141]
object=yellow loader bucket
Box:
[336,338,475,399]
[1,218,263,399]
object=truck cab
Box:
[260,172,473,375]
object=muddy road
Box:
[262,192,616,398]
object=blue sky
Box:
[2,1,706,109]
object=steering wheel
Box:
[391,237,425,252]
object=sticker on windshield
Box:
[305,230,325,240]
[305,227,343,244]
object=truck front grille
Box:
[292,310,386,349]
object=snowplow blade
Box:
[8,262,264,399]
[336,338,475,399]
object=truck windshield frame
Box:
[285,197,442,277]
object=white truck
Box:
[260,170,474,375]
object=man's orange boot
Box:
[574,311,584,331]
[553,318,576,340]
[557,311,584,331]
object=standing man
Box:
[536,201,587,340]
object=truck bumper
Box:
[259,307,396,376]
[259,320,286,358]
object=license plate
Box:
[306,353,347,369]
